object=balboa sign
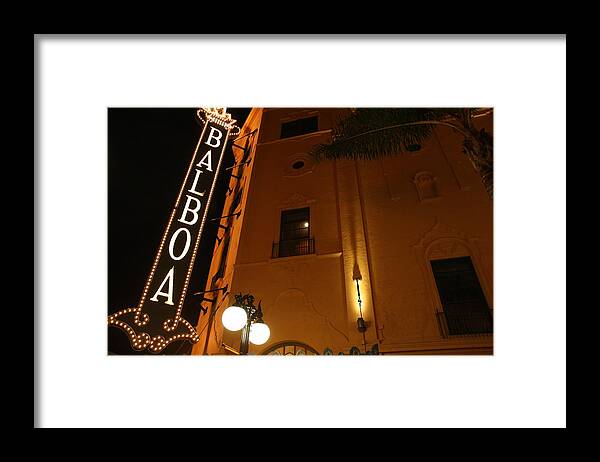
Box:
[108,108,240,353]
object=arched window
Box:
[260,341,319,355]
[430,256,492,336]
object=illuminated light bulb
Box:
[221,305,248,331]
[304,222,309,228]
[249,321,270,345]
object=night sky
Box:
[108,108,251,354]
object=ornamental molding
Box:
[278,192,316,209]
[427,239,470,260]
[412,217,471,248]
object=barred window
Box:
[280,207,310,242]
[431,257,492,335]
[272,207,314,258]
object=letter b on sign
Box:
[178,195,202,226]
[205,127,223,148]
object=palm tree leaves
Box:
[309,107,493,199]
[310,108,465,161]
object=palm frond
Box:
[310,108,468,161]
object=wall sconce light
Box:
[355,278,367,333]
[357,315,367,333]
[354,276,369,354]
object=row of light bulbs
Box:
[138,206,179,309]
[138,121,226,332]
[109,307,200,352]
[137,113,215,313]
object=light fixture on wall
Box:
[353,270,369,354]
[355,278,367,333]
[221,293,270,354]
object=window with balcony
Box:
[431,256,493,336]
[272,207,314,258]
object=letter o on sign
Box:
[169,227,191,261]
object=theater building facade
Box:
[192,108,493,355]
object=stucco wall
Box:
[193,108,493,355]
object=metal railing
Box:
[272,237,315,258]
[436,310,493,338]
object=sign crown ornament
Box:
[197,107,241,136]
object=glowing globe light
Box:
[249,321,270,345]
[221,305,247,331]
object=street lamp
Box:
[221,293,270,354]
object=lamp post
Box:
[221,293,270,355]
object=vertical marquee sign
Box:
[108,108,240,353]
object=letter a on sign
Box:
[150,266,175,306]
[108,108,240,353]
[197,150,213,172]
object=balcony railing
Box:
[272,237,315,258]
[436,310,493,338]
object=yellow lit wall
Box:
[193,108,493,355]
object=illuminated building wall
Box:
[192,108,493,355]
